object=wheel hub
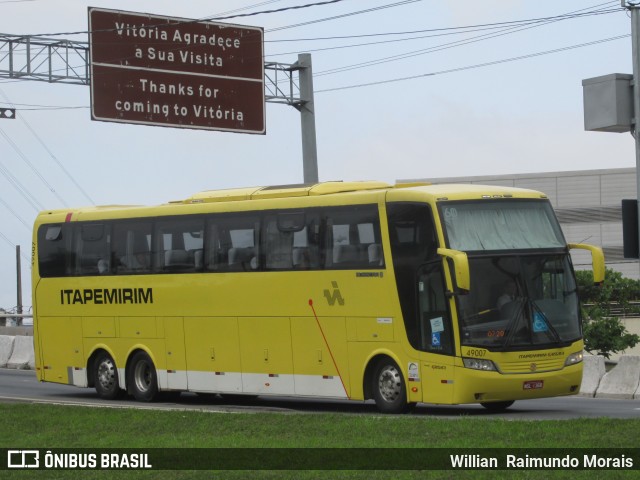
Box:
[378,365,401,402]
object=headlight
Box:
[564,351,583,366]
[463,358,497,371]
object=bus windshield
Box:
[441,200,565,251]
[457,254,581,349]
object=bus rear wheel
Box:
[372,359,411,414]
[93,352,121,400]
[128,351,158,402]
[480,400,515,412]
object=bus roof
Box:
[387,183,548,202]
[35,181,548,223]
[179,181,394,203]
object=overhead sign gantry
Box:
[88,7,265,134]
[0,9,319,182]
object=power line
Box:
[17,111,95,205]
[266,1,620,42]
[315,34,630,93]
[312,3,622,78]
[0,194,31,230]
[266,0,423,33]
[211,0,348,21]
[211,0,285,18]
[0,89,94,205]
[0,229,31,263]
[266,8,621,58]
[0,131,44,211]
[25,0,349,38]
[0,125,67,206]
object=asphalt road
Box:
[1,368,639,419]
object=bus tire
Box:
[372,358,410,414]
[481,400,515,412]
[93,351,121,400]
[128,351,158,402]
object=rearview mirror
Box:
[568,243,605,285]
[437,248,470,294]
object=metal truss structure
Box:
[0,34,304,107]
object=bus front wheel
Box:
[372,359,411,414]
[93,351,121,400]
[127,351,158,402]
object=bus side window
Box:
[154,217,204,273]
[38,224,72,277]
[324,206,383,269]
[264,211,322,270]
[112,222,152,274]
[293,217,321,269]
[265,215,294,270]
[208,215,260,272]
[74,223,110,276]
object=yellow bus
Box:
[32,181,604,413]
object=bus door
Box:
[416,261,456,404]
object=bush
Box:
[576,268,640,359]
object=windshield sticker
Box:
[430,317,444,333]
[533,312,549,333]
[431,332,441,347]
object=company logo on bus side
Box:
[60,288,153,305]
[324,281,344,306]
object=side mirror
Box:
[437,248,470,294]
[568,243,605,285]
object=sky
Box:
[0,0,635,311]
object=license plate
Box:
[523,380,544,390]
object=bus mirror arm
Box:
[568,243,605,286]
[437,248,470,294]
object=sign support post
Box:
[296,54,319,184]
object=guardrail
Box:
[0,314,33,327]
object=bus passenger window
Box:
[154,218,204,273]
[112,222,152,274]
[37,224,71,278]
[265,217,293,270]
[324,206,383,269]
[208,215,260,272]
[75,224,110,276]
[265,211,321,270]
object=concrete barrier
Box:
[6,335,35,370]
[580,355,606,397]
[595,355,640,399]
[0,335,15,368]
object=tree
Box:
[575,268,640,359]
